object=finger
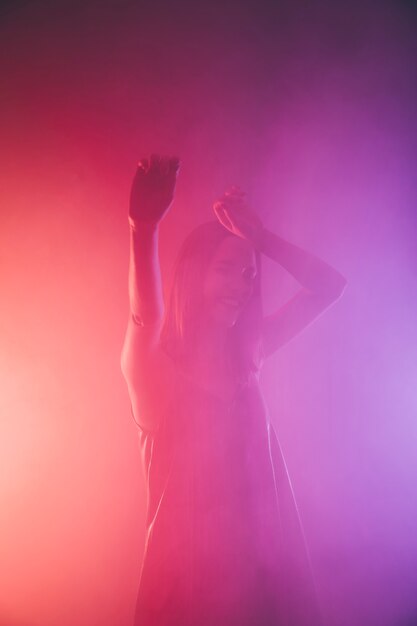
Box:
[213,205,226,228]
[149,153,161,173]
[223,190,246,202]
[225,186,246,198]
[159,156,172,177]
[220,196,246,212]
[218,207,234,231]
[215,200,237,217]
[213,203,233,231]
[213,200,226,214]
[137,157,149,172]
[168,156,181,175]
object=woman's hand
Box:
[213,187,264,249]
[129,154,180,226]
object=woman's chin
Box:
[209,304,241,328]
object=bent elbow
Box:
[334,276,348,299]
[321,275,348,302]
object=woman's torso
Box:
[135,365,285,624]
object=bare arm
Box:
[213,188,347,357]
[259,228,347,298]
[121,155,179,431]
[257,229,347,356]
[128,222,164,326]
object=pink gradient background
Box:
[1,1,416,625]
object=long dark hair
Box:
[160,221,264,383]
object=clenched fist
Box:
[129,154,180,226]
[213,187,264,249]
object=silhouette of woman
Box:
[121,154,346,626]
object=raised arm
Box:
[213,188,347,358]
[121,155,180,431]
[254,229,347,357]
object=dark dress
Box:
[132,368,321,626]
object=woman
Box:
[121,154,347,626]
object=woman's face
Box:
[202,235,257,328]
